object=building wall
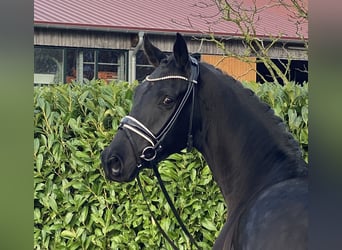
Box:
[34,28,307,60]
[34,27,307,84]
[34,28,133,50]
[201,55,256,82]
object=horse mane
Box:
[200,62,307,174]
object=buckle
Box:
[140,146,157,161]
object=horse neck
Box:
[193,64,307,212]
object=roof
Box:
[34,0,308,41]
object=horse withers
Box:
[101,33,308,249]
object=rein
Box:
[119,57,201,249]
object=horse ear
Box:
[143,34,166,67]
[173,33,189,70]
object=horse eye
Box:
[162,96,174,105]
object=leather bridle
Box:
[118,56,201,249]
[119,56,199,168]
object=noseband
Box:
[119,56,199,168]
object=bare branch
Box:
[173,0,307,84]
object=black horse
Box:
[101,33,308,249]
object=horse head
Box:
[101,33,198,182]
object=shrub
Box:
[34,80,308,249]
[243,81,308,162]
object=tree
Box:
[191,0,308,84]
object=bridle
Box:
[118,56,201,249]
[119,56,199,168]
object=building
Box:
[34,0,308,85]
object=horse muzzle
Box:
[101,146,139,182]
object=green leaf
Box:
[65,212,73,225]
[91,214,106,227]
[48,196,58,212]
[34,138,40,156]
[94,228,103,236]
[79,206,88,224]
[302,106,308,124]
[76,227,85,238]
[34,208,41,223]
[61,230,76,239]
[40,134,47,147]
[37,96,45,110]
[190,168,197,182]
[201,218,217,231]
[288,109,297,127]
[161,217,171,231]
[44,101,51,118]
[71,181,85,190]
[68,118,78,131]
[75,151,90,159]
[79,90,89,103]
[35,154,43,173]
[300,128,308,144]
[47,133,55,149]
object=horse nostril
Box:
[110,156,119,164]
[109,155,121,176]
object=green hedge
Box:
[243,81,308,162]
[34,80,308,249]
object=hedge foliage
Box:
[34,80,308,249]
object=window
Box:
[34,46,128,84]
[83,49,95,81]
[97,50,126,82]
[34,47,64,85]
[135,50,173,82]
[135,50,154,82]
[256,59,308,85]
[65,49,77,83]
